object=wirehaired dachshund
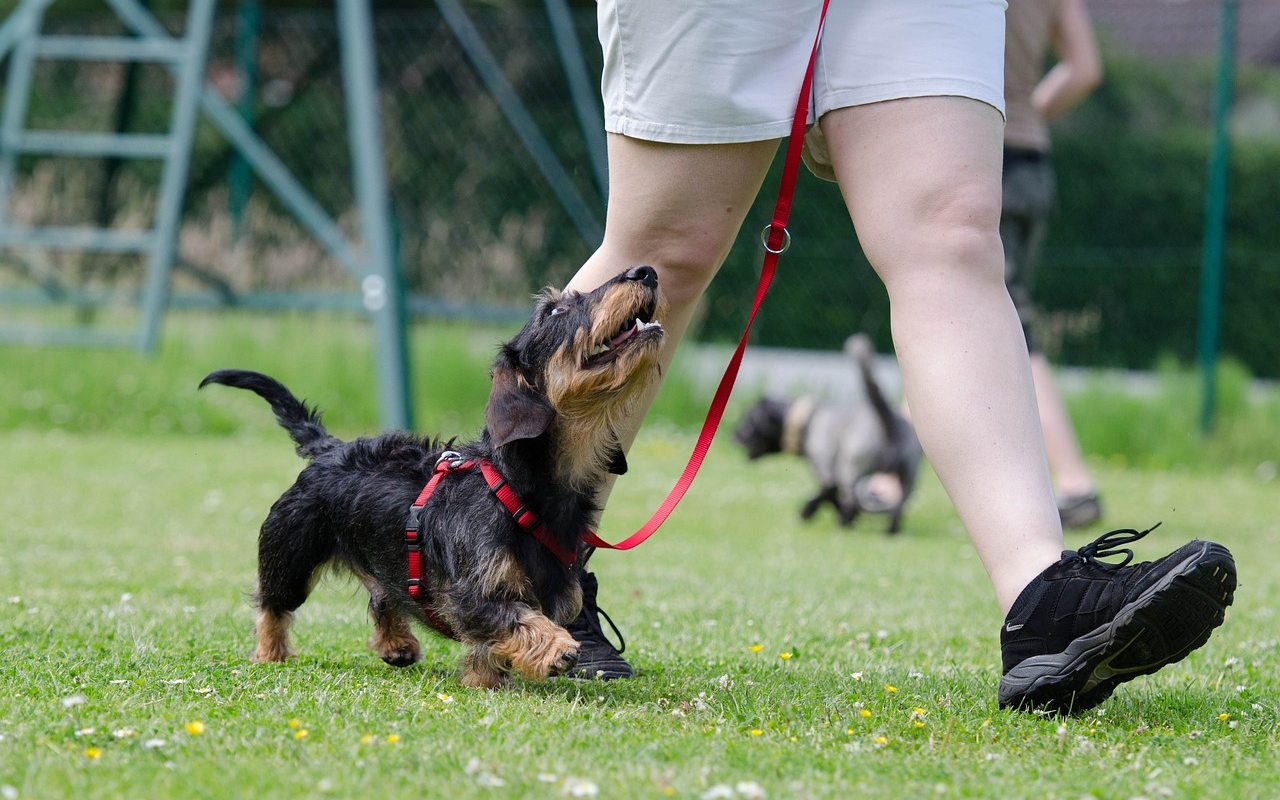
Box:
[200,265,665,688]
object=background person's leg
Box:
[820,96,1064,613]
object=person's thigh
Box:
[817,96,1005,284]
[569,133,777,300]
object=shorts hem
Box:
[604,115,801,145]
[815,78,1006,120]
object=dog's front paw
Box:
[379,643,423,668]
[548,641,580,677]
[370,632,422,667]
[495,616,580,681]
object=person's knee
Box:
[606,218,737,309]
[864,180,1004,289]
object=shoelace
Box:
[570,600,627,655]
[1076,522,1162,567]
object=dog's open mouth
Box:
[585,301,662,367]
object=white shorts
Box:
[597,0,1007,180]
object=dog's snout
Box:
[623,265,658,288]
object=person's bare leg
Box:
[566,134,779,507]
[1029,353,1096,497]
[821,97,1063,613]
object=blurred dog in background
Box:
[734,334,922,533]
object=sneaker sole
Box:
[998,540,1236,714]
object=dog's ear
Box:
[605,437,628,475]
[485,359,555,448]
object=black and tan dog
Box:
[200,265,665,688]
[734,334,922,534]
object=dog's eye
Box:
[549,306,568,317]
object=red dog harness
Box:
[403,452,585,636]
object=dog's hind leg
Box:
[361,576,422,667]
[252,492,335,663]
[800,485,838,521]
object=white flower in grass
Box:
[909,671,923,680]
[61,694,86,708]
[119,593,133,604]
[464,758,483,775]
[108,679,129,685]
[142,738,166,749]
[1,785,16,800]
[716,674,732,691]
[6,597,20,604]
[851,672,864,682]
[112,728,136,739]
[1224,656,1239,669]
[74,728,95,737]
[562,777,599,797]
[475,774,505,788]
[195,687,214,695]
[1183,757,1199,766]
[702,785,734,800]
[537,773,558,784]
[736,781,766,799]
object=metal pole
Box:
[434,0,603,247]
[229,0,260,241]
[1197,0,1236,434]
[338,0,413,430]
[543,0,607,200]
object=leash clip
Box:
[759,223,791,254]
[435,450,465,470]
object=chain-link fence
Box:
[2,2,1279,378]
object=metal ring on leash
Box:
[759,224,791,254]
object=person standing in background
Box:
[1004,0,1105,528]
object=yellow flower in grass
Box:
[84,747,103,760]
[360,734,374,745]
[913,720,925,729]
[873,735,888,746]
[883,684,898,694]
[386,734,401,744]
[846,727,854,735]
[1218,713,1231,721]
[184,721,205,736]
[859,709,872,718]
[294,729,309,740]
[778,652,792,661]
[749,729,763,737]
[287,718,302,729]
[436,693,454,704]
[749,644,764,653]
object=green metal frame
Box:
[0,0,215,353]
[0,0,414,430]
[1197,0,1237,434]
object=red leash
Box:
[582,0,830,553]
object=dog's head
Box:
[484,265,666,486]
[733,396,792,460]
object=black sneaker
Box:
[564,571,633,680]
[998,525,1235,714]
[1058,491,1103,529]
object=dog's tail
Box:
[199,369,336,459]
[844,334,900,445]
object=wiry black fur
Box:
[200,266,664,686]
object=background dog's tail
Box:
[844,334,900,444]
[199,369,336,458]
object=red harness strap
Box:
[403,453,582,635]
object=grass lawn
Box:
[1,424,1276,799]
